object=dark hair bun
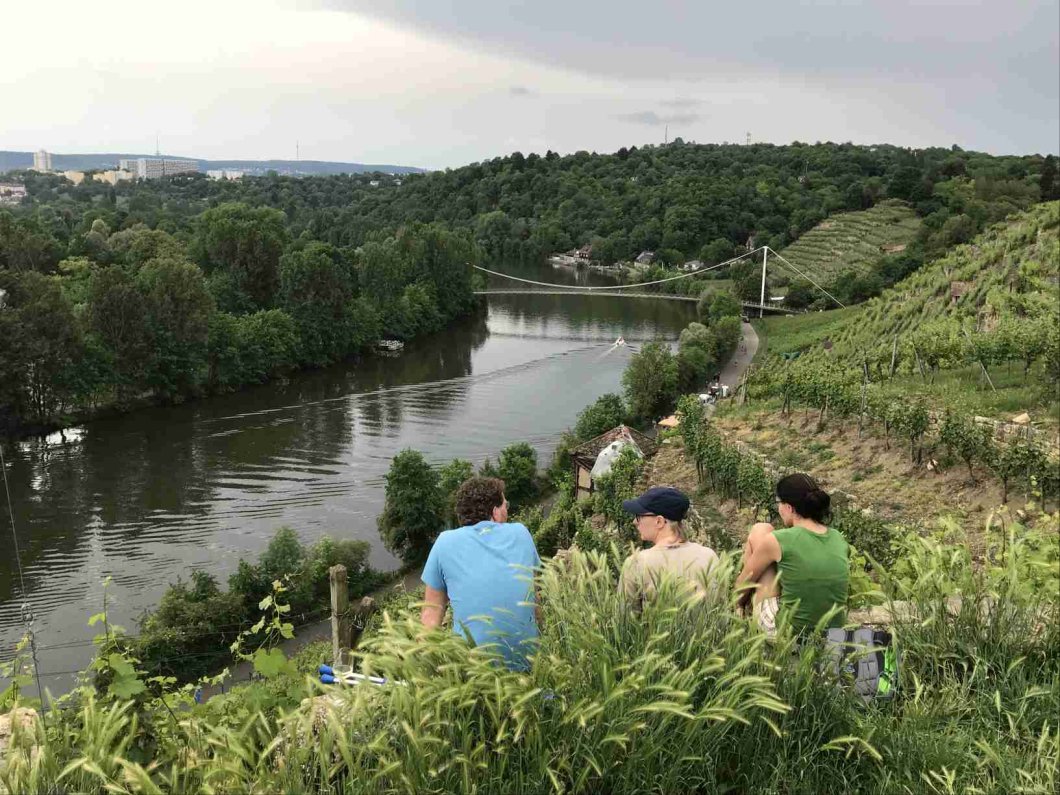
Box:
[775,474,831,523]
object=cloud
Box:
[509,85,535,97]
[617,111,701,126]
[322,0,1059,154]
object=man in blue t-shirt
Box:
[421,476,541,669]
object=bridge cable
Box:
[0,443,49,717]
[761,248,847,309]
[474,247,767,291]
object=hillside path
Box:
[705,321,757,414]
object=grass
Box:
[2,527,1057,794]
[752,304,864,361]
[774,199,922,281]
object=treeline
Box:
[6,144,1056,277]
[0,203,480,433]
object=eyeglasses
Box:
[635,513,659,521]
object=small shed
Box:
[657,415,680,429]
[570,425,657,502]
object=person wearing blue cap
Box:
[618,486,719,609]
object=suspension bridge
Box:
[472,245,845,316]
[473,289,801,314]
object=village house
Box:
[0,183,27,206]
[570,425,656,502]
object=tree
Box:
[438,459,474,526]
[377,449,444,564]
[136,256,215,397]
[0,212,62,272]
[622,342,679,422]
[87,265,152,399]
[574,393,627,441]
[1040,155,1059,201]
[784,280,815,309]
[498,442,539,512]
[279,242,359,366]
[192,203,288,311]
[699,290,742,324]
[0,270,84,427]
[699,238,736,266]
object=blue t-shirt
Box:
[421,521,541,669]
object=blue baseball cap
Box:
[621,486,690,521]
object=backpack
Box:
[823,626,900,704]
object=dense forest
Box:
[2,142,1057,433]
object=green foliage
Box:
[622,341,678,422]
[573,393,627,441]
[437,458,474,526]
[130,528,380,683]
[591,446,644,540]
[377,449,443,564]
[192,202,289,311]
[497,442,540,513]
[6,521,1058,793]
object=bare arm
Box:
[735,530,782,606]
[421,585,449,630]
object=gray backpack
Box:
[823,627,900,704]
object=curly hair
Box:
[454,477,506,526]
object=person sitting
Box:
[421,476,541,670]
[618,486,720,609]
[735,473,849,635]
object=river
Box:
[0,261,698,692]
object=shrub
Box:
[497,442,540,512]
[377,449,444,564]
[574,393,627,441]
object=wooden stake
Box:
[889,334,899,377]
[329,565,351,662]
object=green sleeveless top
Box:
[774,526,849,631]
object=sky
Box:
[3,0,1057,169]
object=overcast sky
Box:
[4,0,1057,169]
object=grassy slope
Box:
[773,199,921,281]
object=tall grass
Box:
[2,527,1058,794]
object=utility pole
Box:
[759,247,769,318]
[664,124,668,145]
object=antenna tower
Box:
[155,133,160,156]
[664,124,669,145]
[746,132,751,146]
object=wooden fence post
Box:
[329,565,351,662]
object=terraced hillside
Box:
[760,202,1059,363]
[817,201,1059,362]
[774,199,921,282]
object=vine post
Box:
[329,564,351,662]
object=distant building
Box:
[0,183,28,206]
[680,259,705,272]
[118,158,199,179]
[93,169,135,186]
[62,170,86,185]
[207,169,244,180]
[369,179,381,187]
[634,250,655,265]
[33,150,52,171]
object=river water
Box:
[0,262,696,692]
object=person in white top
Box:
[618,486,720,609]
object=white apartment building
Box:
[33,150,52,171]
[206,169,244,180]
[118,158,200,179]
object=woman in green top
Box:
[735,473,849,635]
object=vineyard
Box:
[773,199,922,281]
[770,202,1059,374]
